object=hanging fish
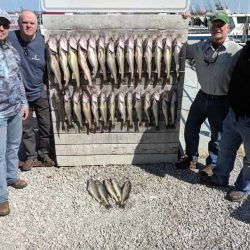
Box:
[126,36,135,80]
[164,36,173,81]
[58,36,70,89]
[47,36,63,91]
[68,36,81,90]
[78,36,92,86]
[98,36,107,81]
[107,39,118,84]
[87,37,99,78]
[135,36,143,81]
[116,36,125,80]
[144,36,153,80]
[174,36,183,80]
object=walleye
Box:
[174,36,183,79]
[164,36,173,81]
[64,88,73,129]
[78,36,92,86]
[107,39,118,84]
[68,36,81,89]
[170,89,177,127]
[109,91,116,128]
[154,36,163,79]
[99,92,108,130]
[58,36,70,89]
[87,37,98,78]
[135,36,143,81]
[118,91,126,126]
[91,92,100,128]
[144,91,151,125]
[82,91,92,131]
[162,91,170,128]
[144,36,153,80]
[120,180,132,208]
[134,91,143,127]
[73,89,84,129]
[87,179,102,204]
[96,180,111,208]
[126,36,135,80]
[97,37,107,81]
[103,179,119,203]
[126,92,133,129]
[47,36,63,91]
[152,91,160,130]
[111,179,122,202]
[116,36,125,80]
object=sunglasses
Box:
[0,23,10,29]
[204,47,219,65]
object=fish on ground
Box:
[96,180,111,208]
[103,179,119,203]
[120,180,132,208]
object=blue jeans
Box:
[0,112,22,203]
[184,90,229,166]
[212,110,250,192]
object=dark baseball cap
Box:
[212,12,229,24]
[0,9,11,24]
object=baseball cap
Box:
[0,9,11,24]
[212,12,229,24]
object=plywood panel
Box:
[56,154,177,166]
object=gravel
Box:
[0,157,250,249]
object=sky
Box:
[0,0,250,13]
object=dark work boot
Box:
[176,155,198,170]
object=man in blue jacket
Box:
[0,10,29,216]
[8,10,55,171]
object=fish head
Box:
[165,36,173,49]
[135,91,141,100]
[88,37,96,49]
[68,36,78,50]
[108,39,115,53]
[79,36,88,50]
[119,91,125,102]
[100,92,106,102]
[98,36,105,49]
[145,91,151,101]
[92,93,98,103]
[82,91,89,103]
[154,91,160,101]
[47,36,58,53]
[128,36,134,49]
[127,92,132,101]
[118,37,125,49]
[147,36,153,49]
[59,36,68,52]
[137,36,143,48]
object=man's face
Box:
[210,20,229,43]
[0,18,10,43]
[19,11,37,39]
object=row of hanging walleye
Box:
[52,87,177,132]
[47,34,183,88]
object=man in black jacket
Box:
[201,41,250,202]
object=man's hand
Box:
[21,107,29,120]
[181,12,192,19]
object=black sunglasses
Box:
[204,47,219,65]
[22,46,29,56]
[0,23,10,29]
